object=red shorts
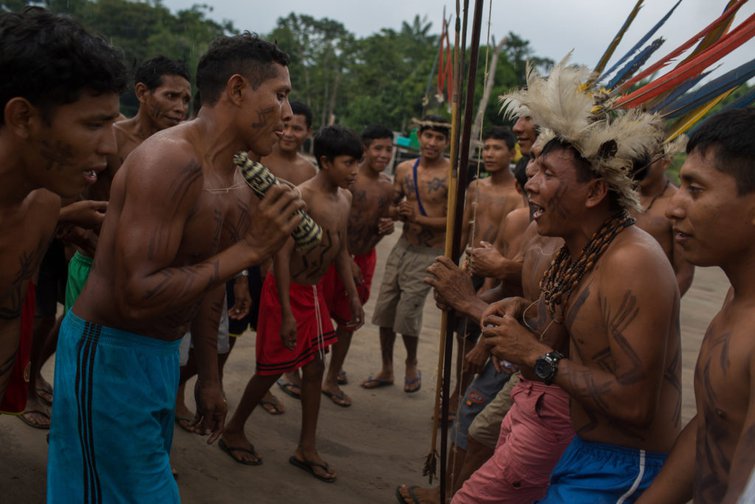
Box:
[321,249,376,330]
[255,273,336,376]
[0,282,35,414]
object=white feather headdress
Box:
[499,54,664,212]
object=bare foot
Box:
[396,484,440,504]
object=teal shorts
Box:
[47,311,181,503]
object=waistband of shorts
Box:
[572,436,667,466]
[71,250,94,266]
[398,236,443,256]
[65,309,181,353]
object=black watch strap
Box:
[542,351,564,385]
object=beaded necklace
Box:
[540,212,635,321]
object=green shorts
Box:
[65,251,93,313]
[371,236,440,337]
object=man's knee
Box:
[301,358,324,380]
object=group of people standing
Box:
[1,6,754,504]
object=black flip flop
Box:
[218,438,263,466]
[394,485,421,504]
[289,456,336,483]
[276,379,302,400]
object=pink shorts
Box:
[452,379,575,504]
[321,248,376,330]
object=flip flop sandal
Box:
[336,369,348,385]
[360,376,394,389]
[404,371,422,393]
[18,409,51,430]
[259,397,285,415]
[322,389,352,407]
[276,379,302,399]
[289,456,336,483]
[394,485,422,504]
[218,438,263,466]
[175,415,195,433]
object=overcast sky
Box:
[163,0,753,84]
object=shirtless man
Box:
[321,125,396,406]
[366,115,450,393]
[0,7,126,405]
[451,126,523,414]
[14,57,193,431]
[632,149,695,295]
[482,67,682,501]
[262,100,316,185]
[262,100,317,398]
[47,34,303,502]
[220,125,364,482]
[638,108,755,503]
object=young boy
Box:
[321,125,396,406]
[261,100,317,186]
[638,108,755,503]
[220,125,364,483]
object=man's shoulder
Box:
[599,226,675,286]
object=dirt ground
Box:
[0,229,729,503]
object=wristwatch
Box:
[234,269,249,280]
[534,351,564,385]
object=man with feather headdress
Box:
[480,56,682,502]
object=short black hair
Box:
[196,32,289,106]
[513,156,529,189]
[362,125,393,147]
[290,100,312,129]
[418,114,450,140]
[313,125,363,169]
[134,56,190,91]
[0,7,127,126]
[483,126,516,150]
[687,107,755,195]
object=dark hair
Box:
[513,156,529,189]
[196,32,289,106]
[313,125,363,168]
[362,125,393,147]
[687,108,755,195]
[630,151,653,182]
[290,100,312,129]
[483,126,516,150]
[134,56,190,91]
[0,7,127,126]
[418,114,450,139]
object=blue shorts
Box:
[48,311,181,503]
[453,360,510,450]
[538,436,667,503]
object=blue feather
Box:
[686,87,755,136]
[650,69,715,112]
[599,0,683,82]
[662,58,755,118]
[607,38,665,89]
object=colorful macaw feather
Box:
[593,0,644,77]
[650,69,715,112]
[666,88,737,141]
[599,0,683,82]
[615,13,755,109]
[661,58,755,118]
[615,0,747,94]
[678,0,740,65]
[607,37,665,89]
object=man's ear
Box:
[226,74,247,106]
[585,178,609,208]
[134,82,149,103]
[4,97,38,139]
[319,156,331,170]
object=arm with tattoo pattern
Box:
[723,350,755,503]
[113,145,301,321]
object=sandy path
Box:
[0,230,728,503]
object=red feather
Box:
[616,0,747,93]
[615,13,755,109]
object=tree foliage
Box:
[2,1,555,131]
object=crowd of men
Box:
[1,6,754,503]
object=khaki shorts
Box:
[371,236,440,337]
[468,372,520,448]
